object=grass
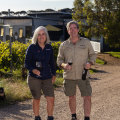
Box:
[0,79,32,106]
[2,79,31,103]
[96,58,105,65]
[105,52,120,58]
[0,69,32,106]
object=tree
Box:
[15,11,20,16]
[45,9,55,12]
[10,11,14,16]
[20,11,27,15]
[73,0,90,37]
[58,8,72,13]
[1,11,8,16]
[73,0,120,48]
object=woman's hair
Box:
[32,26,50,44]
[66,21,79,30]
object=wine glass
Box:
[68,58,73,66]
[36,61,42,76]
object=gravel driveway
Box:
[0,64,120,120]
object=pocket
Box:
[63,80,68,87]
[27,75,31,83]
[27,76,36,83]
[46,50,51,55]
[64,47,73,60]
[27,75,33,80]
[79,45,86,49]
[63,70,74,79]
[85,78,91,85]
[77,45,88,60]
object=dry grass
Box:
[0,78,32,105]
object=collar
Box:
[36,42,48,50]
[68,36,81,45]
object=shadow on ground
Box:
[0,101,32,120]
[91,68,108,73]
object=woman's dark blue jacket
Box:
[25,43,56,80]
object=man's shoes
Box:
[71,117,77,120]
[35,116,41,120]
[84,116,90,120]
[47,116,54,120]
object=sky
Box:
[0,0,74,12]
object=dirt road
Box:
[0,64,120,120]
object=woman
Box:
[25,26,56,120]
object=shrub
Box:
[0,41,30,71]
[51,41,61,69]
[0,41,10,71]
[0,41,61,71]
[12,41,30,69]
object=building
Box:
[0,16,32,42]
[0,10,72,43]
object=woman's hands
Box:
[52,76,56,84]
[32,69,40,76]
[32,69,56,84]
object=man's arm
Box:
[87,40,96,65]
[57,43,65,69]
[57,43,72,70]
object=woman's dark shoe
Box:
[35,116,41,120]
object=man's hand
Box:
[85,62,91,69]
[61,63,72,70]
[32,69,40,76]
[52,76,56,84]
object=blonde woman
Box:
[25,26,56,120]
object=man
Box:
[57,21,96,120]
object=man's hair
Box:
[66,21,79,30]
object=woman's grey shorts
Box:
[27,76,54,99]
